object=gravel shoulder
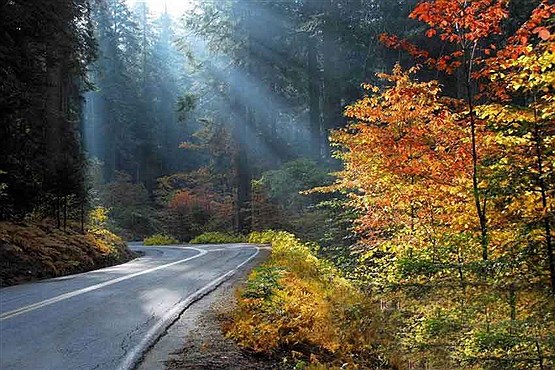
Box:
[137,246,278,370]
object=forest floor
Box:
[139,247,284,370]
[0,221,135,286]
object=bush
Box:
[247,230,281,244]
[143,234,179,245]
[226,231,385,368]
[189,231,246,244]
[242,266,284,300]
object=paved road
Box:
[0,243,260,370]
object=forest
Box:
[0,0,554,369]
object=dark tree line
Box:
[0,0,95,227]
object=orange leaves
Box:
[169,190,212,212]
[535,27,551,41]
[332,66,472,242]
[410,0,508,43]
[379,34,430,62]
[495,1,555,61]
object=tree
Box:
[0,0,95,223]
[479,35,555,294]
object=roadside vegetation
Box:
[189,231,247,244]
[143,233,179,246]
[0,207,134,286]
[227,231,389,369]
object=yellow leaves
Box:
[88,206,109,232]
[226,231,379,366]
[493,42,555,93]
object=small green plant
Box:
[242,266,284,300]
[143,234,179,245]
[189,231,246,244]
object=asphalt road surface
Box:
[0,243,260,370]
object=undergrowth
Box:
[0,220,134,286]
[225,230,391,369]
[189,231,246,244]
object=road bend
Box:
[0,243,260,370]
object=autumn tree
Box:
[325,1,555,367]
[478,18,555,293]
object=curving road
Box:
[0,243,260,370]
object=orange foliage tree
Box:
[328,65,470,249]
[322,0,555,367]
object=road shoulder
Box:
[137,246,276,370]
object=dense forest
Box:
[1,0,554,368]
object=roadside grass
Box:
[0,220,135,286]
[143,233,179,245]
[225,230,391,369]
[189,231,247,244]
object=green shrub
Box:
[143,234,178,245]
[247,230,281,244]
[189,231,246,244]
[242,266,284,300]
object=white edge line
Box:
[0,248,208,321]
[117,246,261,370]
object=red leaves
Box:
[426,28,437,38]
[379,34,431,61]
[410,0,509,43]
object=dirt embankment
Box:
[0,221,135,286]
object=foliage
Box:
[155,168,235,241]
[259,159,331,211]
[242,266,284,300]
[189,231,246,244]
[314,2,555,368]
[0,221,134,286]
[248,230,282,244]
[226,231,389,368]
[88,206,109,232]
[143,234,178,246]
[252,159,350,249]
[99,172,158,240]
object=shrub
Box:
[226,231,386,368]
[242,266,284,300]
[247,230,281,244]
[143,234,178,245]
[189,231,246,244]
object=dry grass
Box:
[0,220,135,286]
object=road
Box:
[0,243,260,370]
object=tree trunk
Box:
[322,0,343,158]
[533,107,555,294]
[304,0,322,160]
[462,42,488,261]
